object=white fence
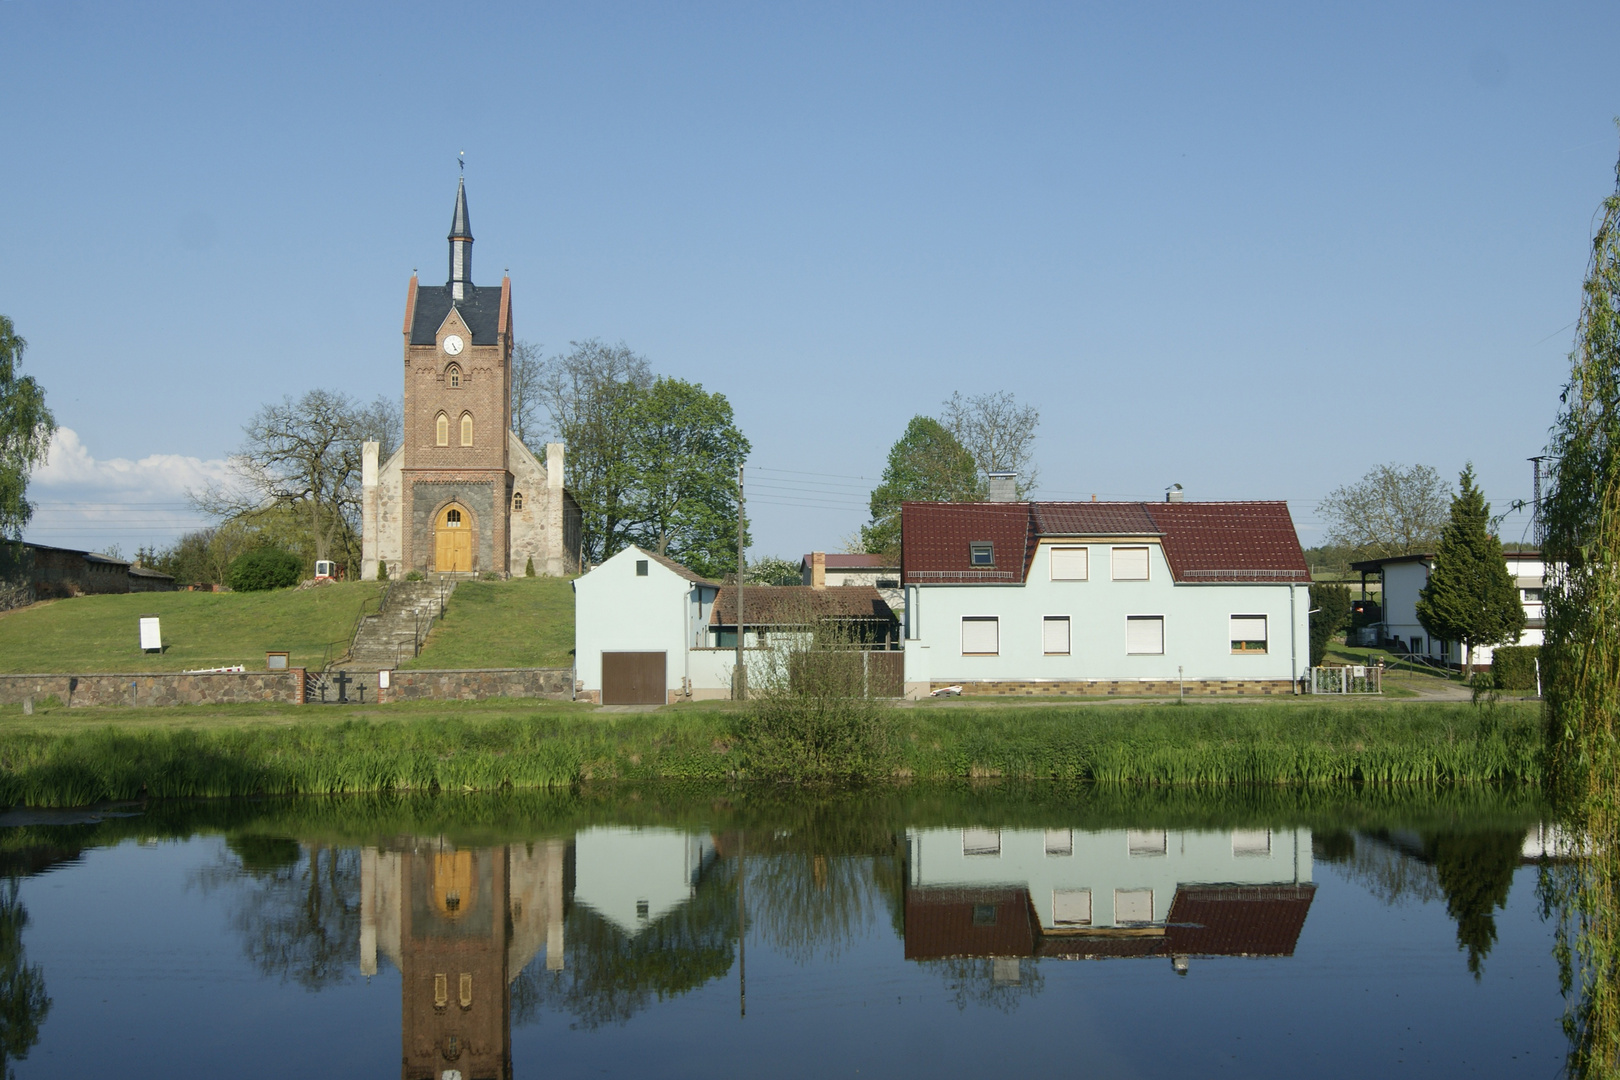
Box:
[1308,664,1382,695]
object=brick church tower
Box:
[361,178,582,579]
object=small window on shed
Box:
[636,560,649,577]
[969,542,994,567]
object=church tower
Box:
[397,177,514,575]
[360,177,582,582]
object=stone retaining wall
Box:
[913,678,1298,699]
[380,668,574,703]
[0,670,307,708]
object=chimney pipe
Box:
[810,551,826,589]
[1166,484,1184,503]
[987,472,1018,503]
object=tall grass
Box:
[0,700,1542,807]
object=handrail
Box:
[321,581,391,672]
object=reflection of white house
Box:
[1351,551,1545,667]
[572,827,719,935]
[905,827,1315,966]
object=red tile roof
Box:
[903,887,1038,960]
[636,547,720,586]
[1164,884,1316,957]
[901,501,1308,584]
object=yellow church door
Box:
[434,505,473,572]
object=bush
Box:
[225,548,303,592]
[376,560,389,581]
[1309,583,1353,666]
[524,556,535,577]
[405,570,425,582]
[1492,645,1541,691]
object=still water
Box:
[0,787,1571,1077]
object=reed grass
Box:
[0,699,1542,807]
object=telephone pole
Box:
[734,465,747,700]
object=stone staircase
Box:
[338,579,457,671]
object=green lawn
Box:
[404,576,575,670]
[0,583,381,673]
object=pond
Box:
[0,786,1573,1077]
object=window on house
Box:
[445,508,462,527]
[876,578,899,589]
[972,904,998,926]
[636,559,649,576]
[714,630,739,647]
[1126,615,1164,654]
[447,364,461,388]
[1050,546,1088,580]
[962,616,999,655]
[512,491,523,511]
[1112,546,1150,580]
[969,542,994,567]
[1128,829,1167,856]
[1053,889,1092,926]
[1115,889,1154,925]
[962,828,1001,857]
[1045,829,1073,857]
[1412,636,1425,654]
[1043,615,1071,655]
[458,973,472,1009]
[460,413,473,446]
[1230,614,1268,653]
[1232,829,1272,857]
[1523,588,1544,603]
[436,413,449,446]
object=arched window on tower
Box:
[435,413,449,447]
[461,413,473,447]
[447,364,462,388]
[512,491,523,511]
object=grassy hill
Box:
[0,583,381,673]
[405,577,574,670]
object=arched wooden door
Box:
[434,504,473,572]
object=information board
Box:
[139,617,162,652]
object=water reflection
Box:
[0,790,1582,1075]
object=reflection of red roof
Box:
[901,502,1308,585]
[903,887,1037,960]
[905,883,1316,961]
[1164,884,1316,956]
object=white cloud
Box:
[21,428,231,553]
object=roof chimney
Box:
[1166,483,1184,503]
[810,551,826,589]
[988,472,1018,503]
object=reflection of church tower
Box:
[362,839,573,1080]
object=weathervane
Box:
[459,150,465,174]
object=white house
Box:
[572,546,728,704]
[900,498,1312,697]
[1350,550,1545,667]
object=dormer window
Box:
[447,364,462,388]
[969,542,994,567]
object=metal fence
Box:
[1307,664,1382,695]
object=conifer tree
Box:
[1415,464,1524,671]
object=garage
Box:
[601,651,667,705]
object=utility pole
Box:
[1530,456,1548,548]
[734,465,747,700]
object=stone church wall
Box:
[409,479,498,573]
[507,436,579,576]
[363,445,405,581]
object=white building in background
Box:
[899,497,1313,697]
[571,827,720,934]
[1350,550,1545,667]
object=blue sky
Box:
[4,1,1618,558]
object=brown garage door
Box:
[601,652,667,705]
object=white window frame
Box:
[962,828,1001,857]
[1115,889,1154,926]
[1053,889,1092,926]
[1125,615,1164,655]
[969,542,995,567]
[1050,545,1089,581]
[961,617,999,656]
[1230,614,1268,654]
[1112,545,1150,581]
[1042,615,1071,656]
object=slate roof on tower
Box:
[407,283,506,345]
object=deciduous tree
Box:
[510,339,545,450]
[940,390,1040,496]
[1320,463,1451,559]
[1415,465,1524,671]
[862,417,980,559]
[0,316,54,542]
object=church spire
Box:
[448,175,473,300]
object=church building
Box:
[362,178,582,579]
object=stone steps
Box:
[337,579,457,671]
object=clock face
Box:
[443,335,465,356]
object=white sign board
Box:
[139,617,162,652]
[378,669,390,689]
